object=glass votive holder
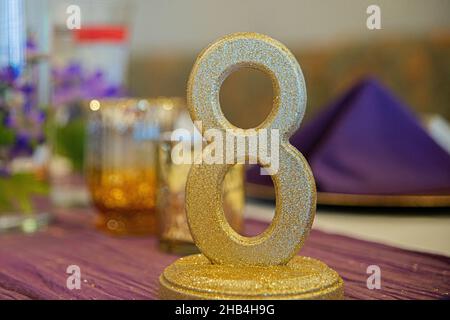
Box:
[85,97,184,235]
[157,111,245,254]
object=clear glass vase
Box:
[0,0,51,233]
[50,0,131,208]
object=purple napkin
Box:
[247,78,450,195]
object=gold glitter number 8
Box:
[186,33,316,266]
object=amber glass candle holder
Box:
[157,112,245,254]
[85,98,184,235]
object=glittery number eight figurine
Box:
[186,33,316,266]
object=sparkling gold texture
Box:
[186,32,315,266]
[160,32,343,299]
[160,254,343,300]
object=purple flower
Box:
[26,38,37,54]
[0,37,50,168]
[9,132,33,157]
[52,62,125,107]
[20,83,35,95]
[2,56,126,165]
[0,66,20,85]
[1,64,43,159]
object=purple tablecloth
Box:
[0,208,449,299]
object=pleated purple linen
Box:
[247,78,450,195]
[1,208,449,299]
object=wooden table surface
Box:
[0,208,449,300]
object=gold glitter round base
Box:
[159,254,344,300]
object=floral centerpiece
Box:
[0,61,49,231]
[1,46,125,231]
[51,62,124,173]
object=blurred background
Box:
[1,0,450,256]
[51,0,450,124]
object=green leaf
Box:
[54,119,86,172]
[0,173,49,215]
[0,125,15,146]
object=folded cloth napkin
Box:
[247,78,450,195]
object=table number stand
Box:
[159,32,344,299]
